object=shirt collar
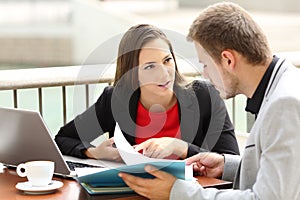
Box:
[245,56,279,116]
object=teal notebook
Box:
[76,160,191,194]
[77,124,192,195]
[79,182,134,195]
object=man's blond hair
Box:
[188,2,271,65]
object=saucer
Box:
[16,180,63,195]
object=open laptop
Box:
[0,107,122,178]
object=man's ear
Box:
[221,50,236,71]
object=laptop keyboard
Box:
[66,161,103,171]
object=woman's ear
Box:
[221,50,236,72]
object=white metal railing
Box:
[0,64,115,124]
[0,60,201,125]
[0,52,299,132]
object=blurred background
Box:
[0,0,300,138]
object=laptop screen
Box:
[0,107,71,176]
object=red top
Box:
[135,101,181,145]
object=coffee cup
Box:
[16,161,54,187]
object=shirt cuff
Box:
[222,154,241,182]
[170,179,202,200]
[75,142,94,158]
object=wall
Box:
[179,0,300,12]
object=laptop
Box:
[0,107,122,178]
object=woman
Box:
[54,24,239,161]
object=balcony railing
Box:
[1,52,299,135]
[0,60,201,127]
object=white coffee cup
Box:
[16,161,54,187]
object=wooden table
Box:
[0,168,232,200]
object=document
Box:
[114,122,184,165]
[0,163,5,173]
[76,123,193,194]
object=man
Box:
[119,2,300,199]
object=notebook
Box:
[74,123,193,194]
[0,107,121,178]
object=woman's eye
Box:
[164,57,173,64]
[144,64,155,70]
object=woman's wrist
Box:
[84,147,97,159]
[173,139,188,159]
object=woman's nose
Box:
[158,65,172,79]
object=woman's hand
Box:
[84,137,123,162]
[134,137,188,159]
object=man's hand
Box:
[186,152,224,178]
[134,137,188,159]
[119,165,177,200]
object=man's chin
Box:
[220,91,235,100]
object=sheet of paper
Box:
[114,123,181,165]
[75,167,109,177]
[0,163,5,173]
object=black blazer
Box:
[55,80,239,158]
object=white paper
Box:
[185,164,194,181]
[74,167,109,177]
[0,163,5,173]
[114,123,181,165]
[73,123,193,180]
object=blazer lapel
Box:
[175,86,198,143]
[111,86,139,145]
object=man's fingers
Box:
[186,153,202,165]
[145,165,172,180]
[186,152,210,165]
[118,173,150,198]
[119,172,145,187]
[200,166,207,176]
[193,164,201,171]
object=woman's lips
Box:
[158,81,170,88]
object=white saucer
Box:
[16,180,63,195]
